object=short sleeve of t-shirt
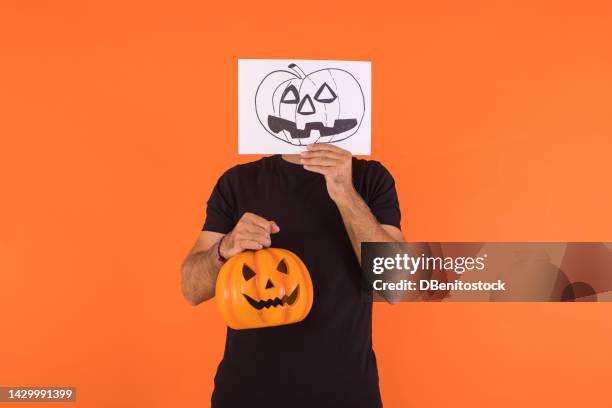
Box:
[364,161,401,229]
[202,168,238,234]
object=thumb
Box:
[270,221,280,234]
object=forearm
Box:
[334,189,400,261]
[181,213,280,306]
[181,241,223,305]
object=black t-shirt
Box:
[203,155,400,408]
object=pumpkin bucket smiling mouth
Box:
[243,285,300,310]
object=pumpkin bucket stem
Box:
[288,64,306,79]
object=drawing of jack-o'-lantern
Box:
[216,248,313,330]
[255,63,365,145]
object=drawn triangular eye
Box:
[242,264,256,281]
[314,83,337,103]
[277,259,288,274]
[281,85,300,104]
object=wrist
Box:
[217,235,229,263]
[331,185,359,206]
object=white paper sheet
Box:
[238,59,371,155]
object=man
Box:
[181,144,403,407]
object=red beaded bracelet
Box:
[217,235,227,263]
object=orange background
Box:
[1,1,611,407]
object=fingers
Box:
[226,229,270,254]
[241,223,270,236]
[301,148,343,159]
[241,212,271,230]
[237,232,271,248]
[236,239,266,251]
[236,212,281,248]
[301,144,351,174]
[300,147,346,167]
[306,143,349,154]
[237,226,272,246]
[222,213,281,258]
[300,156,341,167]
[240,212,280,234]
[301,144,350,165]
[302,164,329,175]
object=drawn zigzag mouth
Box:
[268,115,357,139]
[243,285,300,310]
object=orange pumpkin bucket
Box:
[215,248,313,330]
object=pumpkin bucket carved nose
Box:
[265,279,274,289]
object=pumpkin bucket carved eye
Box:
[277,259,288,274]
[242,264,256,281]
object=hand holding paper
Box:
[300,143,355,203]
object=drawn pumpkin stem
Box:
[288,63,306,79]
